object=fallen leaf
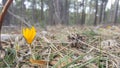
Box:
[29,58,47,65]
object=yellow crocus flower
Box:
[22,26,36,44]
[106,26,111,29]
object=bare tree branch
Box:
[8,10,31,27]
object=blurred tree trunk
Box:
[20,0,26,26]
[74,1,77,24]
[103,0,107,22]
[10,1,17,25]
[87,0,92,24]
[94,0,98,26]
[48,0,69,25]
[53,0,62,25]
[32,0,37,23]
[48,0,54,25]
[61,0,69,25]
[2,0,10,26]
[99,0,108,24]
[81,0,86,25]
[99,0,103,24]
[40,0,44,20]
[74,0,79,24]
[114,0,119,24]
[76,1,81,24]
[108,2,113,23]
[20,0,26,18]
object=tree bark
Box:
[0,0,13,58]
[20,0,26,18]
[48,0,54,25]
[99,1,103,24]
[99,0,108,24]
[81,0,86,25]
[40,0,44,20]
[32,0,37,23]
[114,0,119,24]
[61,0,69,25]
[53,0,62,25]
[94,0,98,26]
[2,0,11,26]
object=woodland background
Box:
[0,0,120,27]
[1,0,120,68]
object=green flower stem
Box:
[29,44,35,60]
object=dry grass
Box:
[1,25,120,68]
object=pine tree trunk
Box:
[41,0,44,20]
[94,0,98,26]
[48,0,54,25]
[81,0,86,25]
[114,0,119,24]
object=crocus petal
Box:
[22,26,36,44]
[26,28,29,39]
[27,29,32,43]
[31,27,36,41]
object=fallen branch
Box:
[0,0,13,59]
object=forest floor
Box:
[1,25,120,68]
